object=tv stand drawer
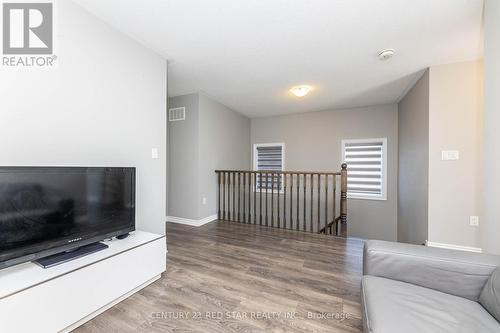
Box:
[0,231,166,333]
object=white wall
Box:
[481,0,500,254]
[427,61,483,249]
[167,93,250,221]
[398,70,429,245]
[0,1,167,235]
[198,94,250,219]
[251,105,399,241]
[168,94,200,220]
[396,61,483,249]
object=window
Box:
[342,138,387,200]
[253,143,285,191]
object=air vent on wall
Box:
[168,107,185,121]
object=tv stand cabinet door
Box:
[0,236,166,333]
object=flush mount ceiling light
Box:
[378,49,395,61]
[290,85,312,97]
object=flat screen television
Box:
[0,167,135,269]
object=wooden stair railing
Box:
[215,164,348,236]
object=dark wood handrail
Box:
[215,164,348,236]
[215,170,341,176]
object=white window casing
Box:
[341,138,387,200]
[253,143,285,192]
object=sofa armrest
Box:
[363,240,500,301]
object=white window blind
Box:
[253,143,284,191]
[342,138,387,200]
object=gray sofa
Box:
[362,240,500,333]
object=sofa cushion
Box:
[362,275,500,333]
[480,267,500,322]
[363,240,500,301]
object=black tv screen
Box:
[0,167,135,269]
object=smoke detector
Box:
[378,49,395,61]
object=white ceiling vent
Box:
[169,107,185,121]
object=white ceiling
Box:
[74,0,484,118]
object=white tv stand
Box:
[0,231,166,333]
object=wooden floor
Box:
[75,221,364,333]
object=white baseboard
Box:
[425,241,482,253]
[166,214,218,227]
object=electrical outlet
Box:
[469,216,479,227]
[441,150,460,161]
[202,197,207,205]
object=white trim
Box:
[425,241,482,253]
[166,214,218,227]
[253,142,286,171]
[253,142,285,194]
[341,137,387,201]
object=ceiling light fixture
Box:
[290,85,312,97]
[378,49,395,61]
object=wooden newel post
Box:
[339,163,348,234]
[217,171,221,220]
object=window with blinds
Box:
[253,143,285,191]
[342,138,387,200]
